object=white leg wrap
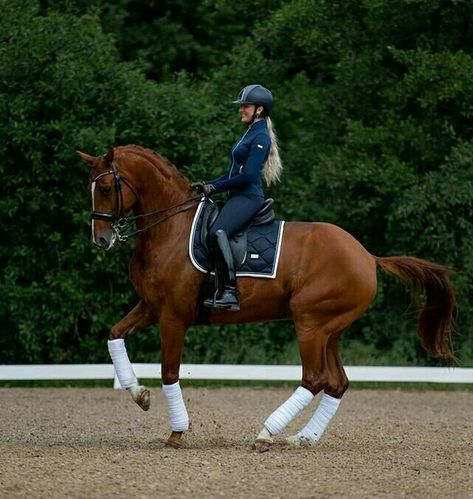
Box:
[107,339,138,389]
[162,382,189,432]
[264,386,314,436]
[297,393,341,443]
[256,427,272,442]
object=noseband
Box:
[90,160,125,223]
[90,160,201,243]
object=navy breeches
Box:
[208,195,265,241]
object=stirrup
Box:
[203,288,218,309]
[213,287,240,311]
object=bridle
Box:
[90,160,202,243]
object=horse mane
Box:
[116,144,187,182]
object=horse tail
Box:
[375,256,457,363]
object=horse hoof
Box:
[254,439,273,453]
[165,431,185,449]
[285,434,314,448]
[129,385,150,411]
[165,439,185,449]
[285,434,302,447]
[136,388,150,411]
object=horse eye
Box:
[100,186,112,196]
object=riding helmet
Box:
[232,84,273,115]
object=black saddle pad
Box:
[189,199,285,279]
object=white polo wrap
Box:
[297,392,341,443]
[107,338,138,389]
[264,386,314,435]
[162,381,189,432]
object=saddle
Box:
[200,199,275,267]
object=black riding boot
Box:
[203,229,240,311]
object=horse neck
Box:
[122,150,190,213]
[119,148,194,250]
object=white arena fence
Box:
[0,364,472,388]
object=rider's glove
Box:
[191,182,216,197]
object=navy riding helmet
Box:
[232,84,273,115]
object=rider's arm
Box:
[206,172,228,185]
[209,133,270,192]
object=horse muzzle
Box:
[93,231,117,250]
[91,218,118,250]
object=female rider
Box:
[192,84,282,311]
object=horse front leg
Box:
[108,300,156,411]
[159,313,190,448]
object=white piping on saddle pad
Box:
[188,199,210,274]
[187,200,285,279]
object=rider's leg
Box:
[204,194,264,310]
[212,229,240,309]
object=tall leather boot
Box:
[203,242,222,308]
[203,229,240,311]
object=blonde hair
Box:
[263,117,283,186]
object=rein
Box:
[114,196,202,242]
[90,161,202,243]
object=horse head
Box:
[77,147,137,250]
[78,145,198,251]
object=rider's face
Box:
[239,104,263,124]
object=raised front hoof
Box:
[253,439,273,453]
[136,388,150,411]
[129,385,150,411]
[165,431,185,449]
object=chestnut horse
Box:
[78,145,456,451]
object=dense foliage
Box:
[1,0,472,366]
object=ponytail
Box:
[263,117,283,186]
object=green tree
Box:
[0,2,160,363]
[210,0,473,363]
[2,0,472,366]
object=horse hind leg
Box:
[286,331,349,447]
[254,384,315,452]
[254,318,329,452]
[324,334,349,399]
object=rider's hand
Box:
[191,182,205,193]
[191,182,215,197]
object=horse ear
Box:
[76,151,97,166]
[105,147,114,164]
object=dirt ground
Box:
[0,387,471,499]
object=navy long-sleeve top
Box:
[207,119,270,197]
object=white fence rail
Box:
[0,364,472,385]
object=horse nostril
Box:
[98,237,108,247]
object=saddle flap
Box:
[229,231,247,268]
[200,202,220,252]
